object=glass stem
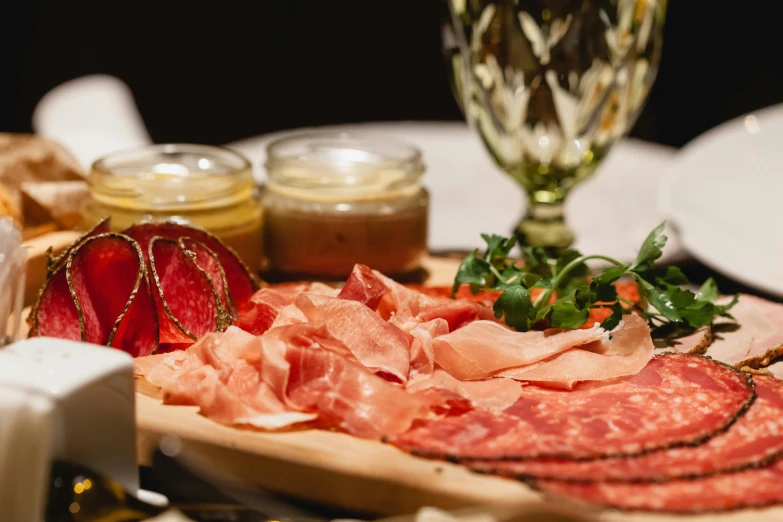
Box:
[515,193,574,252]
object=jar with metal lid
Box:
[261,133,429,279]
[82,144,263,272]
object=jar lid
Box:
[265,133,425,201]
[90,144,254,211]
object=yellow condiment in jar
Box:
[261,133,428,279]
[83,144,263,271]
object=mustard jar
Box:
[82,144,263,272]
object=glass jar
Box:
[261,133,429,279]
[83,144,263,272]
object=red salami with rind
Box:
[471,374,783,482]
[30,265,80,341]
[123,222,259,309]
[387,354,755,461]
[66,234,146,346]
[148,237,230,345]
[46,216,110,277]
[539,459,783,513]
[179,238,233,316]
[109,269,159,357]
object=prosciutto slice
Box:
[250,323,430,438]
[140,327,317,429]
[338,264,387,310]
[497,315,654,388]
[388,354,754,461]
[539,459,783,513]
[374,270,493,332]
[278,294,412,382]
[407,369,525,412]
[235,283,339,335]
[472,374,783,482]
[407,318,448,383]
[431,321,606,381]
[704,294,783,368]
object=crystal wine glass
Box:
[444,0,666,249]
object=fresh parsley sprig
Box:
[453,223,737,333]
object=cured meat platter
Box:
[131,327,783,522]
[21,225,783,521]
[128,261,783,522]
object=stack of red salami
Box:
[30,217,259,354]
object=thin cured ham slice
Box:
[539,459,783,513]
[374,271,493,332]
[387,354,754,461]
[275,294,412,382]
[472,374,783,482]
[139,327,317,429]
[705,294,783,368]
[235,283,339,336]
[252,323,430,438]
[431,321,606,381]
[233,289,290,335]
[407,369,525,412]
[408,318,448,383]
[497,315,654,389]
[338,264,387,310]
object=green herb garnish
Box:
[453,223,737,333]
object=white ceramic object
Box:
[0,337,139,522]
[659,103,783,297]
[230,122,682,264]
[32,74,153,169]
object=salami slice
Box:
[470,374,783,482]
[539,459,783,513]
[32,233,159,356]
[387,354,754,461]
[46,216,110,277]
[30,264,80,341]
[66,234,146,345]
[179,238,233,315]
[123,222,259,308]
[148,237,230,345]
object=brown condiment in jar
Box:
[261,133,428,279]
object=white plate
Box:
[230,122,683,265]
[659,103,783,297]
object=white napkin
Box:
[32,74,152,169]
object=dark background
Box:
[3,0,782,147]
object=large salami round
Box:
[539,459,783,513]
[470,374,783,481]
[387,354,754,461]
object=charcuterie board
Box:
[20,231,783,521]
[132,257,783,522]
